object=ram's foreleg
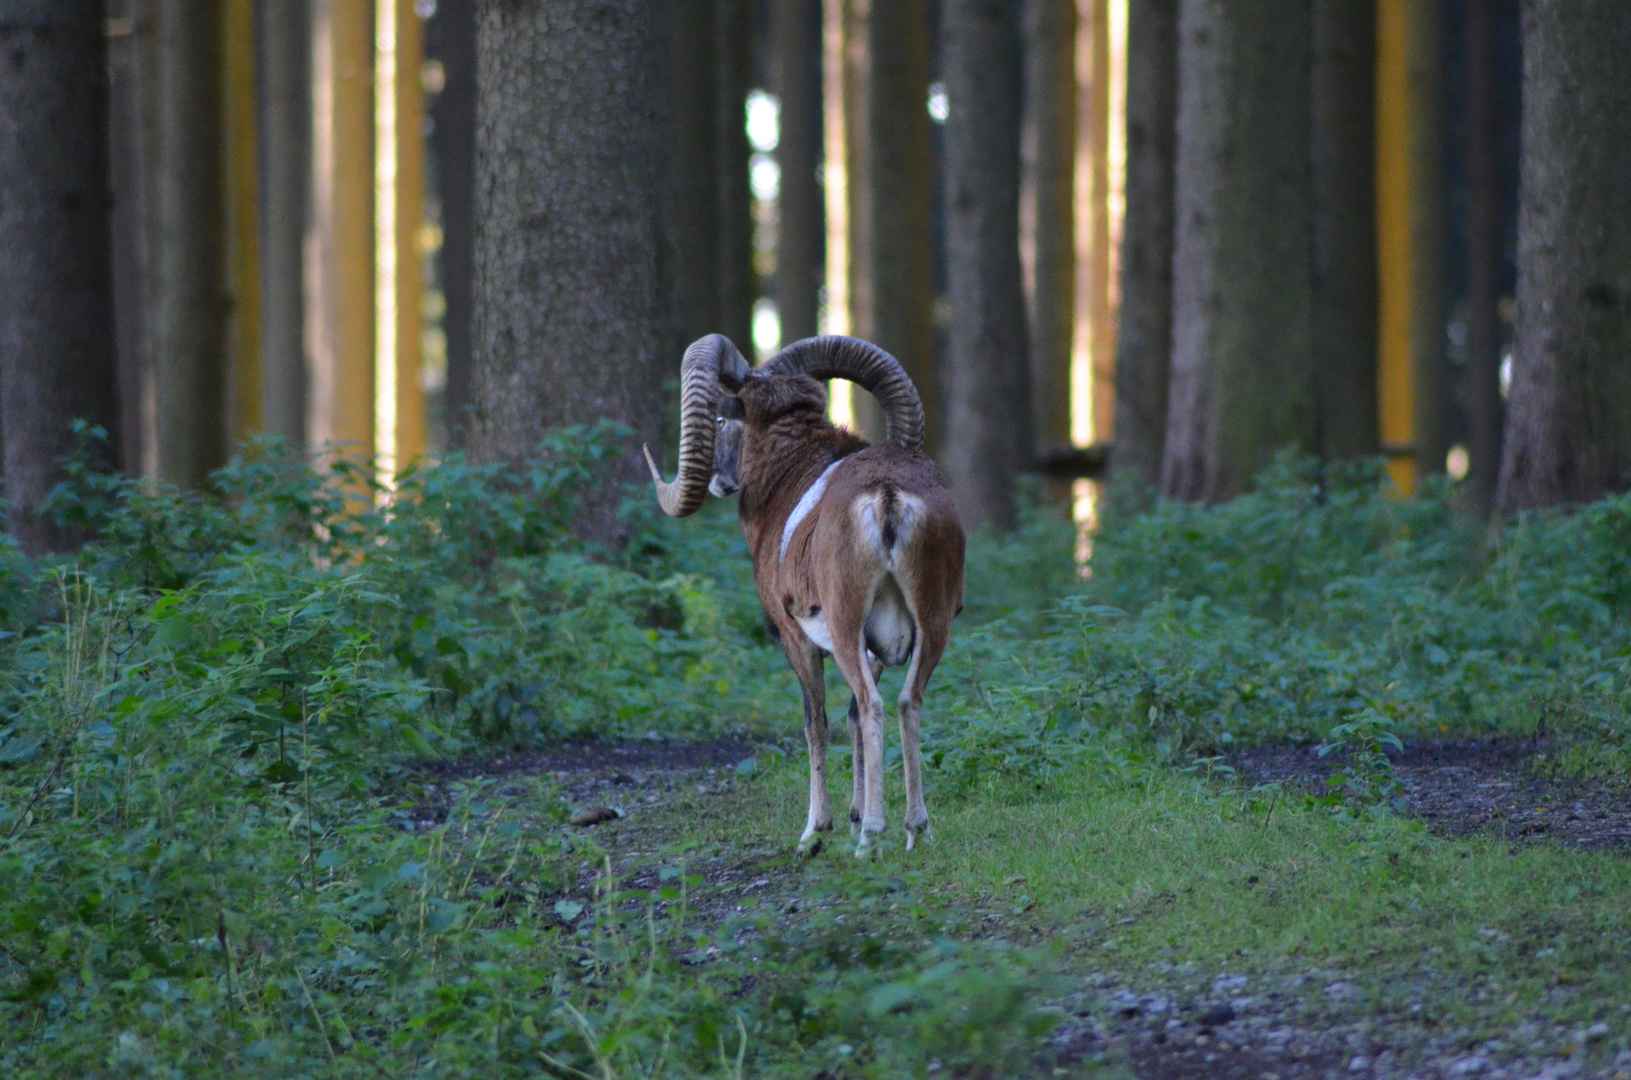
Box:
[788,638,833,856]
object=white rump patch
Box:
[795,610,836,653]
[780,458,845,564]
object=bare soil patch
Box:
[1233,738,1631,852]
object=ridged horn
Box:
[760,336,925,453]
[644,334,751,517]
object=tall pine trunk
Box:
[1464,0,1504,514]
[428,0,477,445]
[1496,1,1631,512]
[258,0,311,449]
[941,0,1031,530]
[862,1,936,452]
[773,0,823,345]
[152,1,228,486]
[1111,0,1177,488]
[716,0,755,354]
[470,1,668,536]
[671,0,721,349]
[1162,0,1314,501]
[1022,0,1076,470]
[1310,0,1377,460]
[0,4,120,552]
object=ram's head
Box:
[643,334,926,518]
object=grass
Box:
[661,746,1631,1056]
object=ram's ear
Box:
[718,394,745,420]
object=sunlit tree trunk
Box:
[1496,1,1631,512]
[1110,0,1176,489]
[0,4,120,552]
[470,1,668,536]
[941,0,1031,530]
[773,0,823,345]
[1311,0,1377,460]
[1162,0,1314,501]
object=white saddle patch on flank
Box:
[780,458,845,564]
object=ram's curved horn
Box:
[760,336,925,453]
[644,334,751,517]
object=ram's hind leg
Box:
[846,654,885,835]
[832,630,887,859]
[789,642,833,856]
[898,620,948,852]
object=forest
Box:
[0,1,1629,1078]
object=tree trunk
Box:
[1111,0,1177,490]
[715,0,755,353]
[941,0,1031,531]
[1162,0,1314,502]
[863,0,937,453]
[1496,1,1631,512]
[671,0,720,349]
[772,0,823,344]
[258,0,310,449]
[108,0,151,476]
[0,3,120,552]
[1464,0,1504,515]
[1310,0,1377,460]
[1022,0,1076,473]
[429,0,477,447]
[470,0,667,535]
[152,0,228,487]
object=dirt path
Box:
[1234,738,1631,851]
[417,738,1631,1080]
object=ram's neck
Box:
[736,412,867,554]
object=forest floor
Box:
[400,737,1631,1080]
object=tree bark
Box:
[470,1,667,535]
[940,0,1031,531]
[1464,0,1504,515]
[1022,0,1076,472]
[862,0,937,453]
[0,2,120,552]
[715,0,755,353]
[1162,0,1314,501]
[1111,0,1177,490]
[1311,0,1377,460]
[428,0,477,447]
[1496,1,1631,512]
[671,0,720,350]
[108,0,151,476]
[151,0,228,487]
[772,0,823,345]
[258,0,310,449]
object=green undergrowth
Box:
[1,432,1629,1075]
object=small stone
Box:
[1448,1056,1488,1075]
[1198,1003,1236,1028]
[1585,1023,1610,1042]
[1350,1055,1370,1072]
